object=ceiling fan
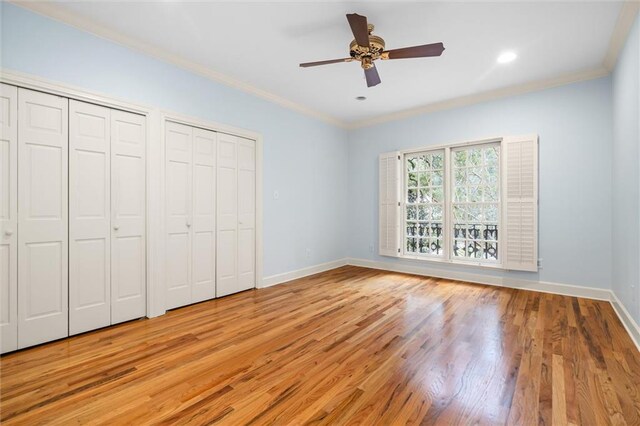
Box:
[299,13,445,87]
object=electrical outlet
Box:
[273,190,279,200]
[369,244,374,253]
[305,248,311,258]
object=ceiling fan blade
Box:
[364,64,381,87]
[383,42,445,60]
[346,13,370,48]
[299,58,353,68]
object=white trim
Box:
[0,69,153,115]
[610,291,640,352]
[348,67,609,129]
[260,259,639,352]
[260,259,348,288]
[346,258,611,301]
[401,136,504,156]
[603,1,640,71]
[7,2,620,131]
[8,1,345,129]
[160,109,262,143]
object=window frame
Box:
[400,137,504,269]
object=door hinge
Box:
[398,202,401,207]
[398,248,401,253]
[398,155,401,160]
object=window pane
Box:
[408,172,418,187]
[407,157,418,171]
[418,205,429,221]
[451,144,501,262]
[405,150,445,258]
[406,205,417,220]
[407,237,417,253]
[432,153,444,169]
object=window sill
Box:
[399,254,504,270]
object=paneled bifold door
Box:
[69,100,111,335]
[217,133,256,297]
[69,100,147,335]
[165,121,217,309]
[0,86,147,353]
[1,84,18,352]
[17,88,69,349]
[110,110,147,324]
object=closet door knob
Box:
[186,221,192,227]
[4,229,13,236]
[113,225,120,231]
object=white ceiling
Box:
[25,1,624,125]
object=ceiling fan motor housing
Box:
[349,24,386,69]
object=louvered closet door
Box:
[237,137,256,292]
[191,128,216,303]
[69,100,111,335]
[165,122,193,309]
[111,110,146,324]
[17,88,68,348]
[0,84,18,353]
[216,133,238,297]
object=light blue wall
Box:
[0,4,626,295]
[612,13,640,323]
[0,3,349,278]
[348,77,613,289]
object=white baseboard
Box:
[260,258,348,288]
[346,258,611,301]
[258,257,639,352]
[610,292,640,352]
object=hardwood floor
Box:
[1,266,639,425]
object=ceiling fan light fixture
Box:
[497,51,518,64]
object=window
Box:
[405,151,445,257]
[379,135,537,271]
[402,142,501,265]
[451,144,500,262]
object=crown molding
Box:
[9,1,629,131]
[603,0,640,71]
[9,1,347,129]
[346,67,610,129]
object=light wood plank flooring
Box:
[1,266,639,425]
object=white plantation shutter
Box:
[379,152,401,257]
[503,135,538,271]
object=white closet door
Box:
[111,110,146,324]
[216,133,238,297]
[191,128,216,303]
[69,100,111,335]
[17,88,68,348]
[0,84,18,353]
[165,122,193,309]
[237,137,256,292]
